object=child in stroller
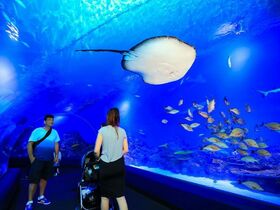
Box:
[78,150,117,210]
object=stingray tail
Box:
[75,49,128,54]
[257,90,269,97]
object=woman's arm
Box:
[123,137,129,155]
[94,133,103,158]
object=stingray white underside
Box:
[123,37,196,85]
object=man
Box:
[25,114,60,210]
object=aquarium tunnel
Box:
[0,0,280,209]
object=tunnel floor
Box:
[10,167,173,210]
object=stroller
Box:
[78,150,117,210]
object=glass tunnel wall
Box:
[0,0,280,204]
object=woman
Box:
[94,108,129,210]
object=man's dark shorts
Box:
[29,159,53,184]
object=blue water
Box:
[1,0,280,205]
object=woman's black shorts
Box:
[99,156,125,198]
[29,159,53,184]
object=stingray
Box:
[75,36,196,85]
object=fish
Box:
[245,104,251,112]
[207,116,215,123]
[198,111,208,118]
[181,124,193,132]
[185,116,193,121]
[6,31,19,41]
[224,119,231,125]
[244,139,259,148]
[192,102,204,110]
[213,141,228,148]
[218,122,224,129]
[231,139,239,144]
[179,76,189,86]
[242,181,264,191]
[224,97,230,106]
[187,108,193,118]
[204,137,221,143]
[264,122,280,131]
[178,99,184,106]
[41,26,49,33]
[257,88,280,97]
[190,123,200,128]
[235,118,245,125]
[207,125,219,133]
[229,128,244,138]
[212,159,224,164]
[177,157,190,161]
[2,11,11,22]
[158,143,168,148]
[230,108,240,115]
[182,74,206,84]
[254,124,262,132]
[164,106,173,111]
[215,132,230,139]
[21,41,30,48]
[7,22,18,33]
[174,150,194,155]
[202,144,221,152]
[207,99,215,113]
[220,111,226,118]
[196,104,204,110]
[192,101,198,108]
[215,23,236,36]
[15,0,26,8]
[198,133,205,137]
[232,116,244,125]
[161,119,168,124]
[257,149,271,157]
[168,109,179,114]
[228,56,232,68]
[241,156,258,163]
[71,143,80,149]
[239,142,248,150]
[215,22,244,37]
[138,129,145,136]
[76,36,196,85]
[5,22,19,41]
[64,104,74,112]
[258,142,268,148]
[237,149,249,156]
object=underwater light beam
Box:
[119,100,130,117]
[0,58,14,84]
[0,57,16,91]
[228,47,250,70]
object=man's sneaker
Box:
[25,202,32,210]
[37,196,51,205]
